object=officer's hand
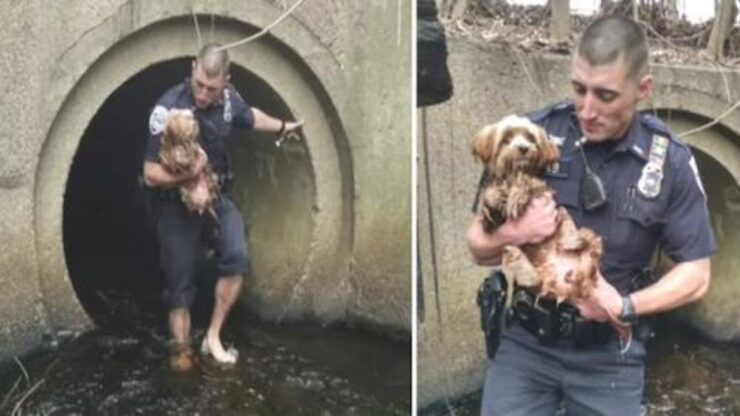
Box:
[499,195,558,246]
[284,119,304,133]
[573,273,623,323]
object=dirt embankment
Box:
[444,2,740,68]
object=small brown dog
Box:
[472,115,602,304]
[160,109,219,217]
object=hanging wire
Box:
[192,9,203,49]
[215,0,308,51]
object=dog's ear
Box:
[471,124,499,166]
[534,126,560,170]
[588,234,603,260]
[573,228,602,258]
[164,110,185,139]
[165,110,199,144]
[163,113,177,144]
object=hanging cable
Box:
[215,0,308,52]
[192,10,203,49]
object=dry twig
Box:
[12,358,30,387]
[10,379,45,416]
[0,377,22,411]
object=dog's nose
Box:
[517,146,528,155]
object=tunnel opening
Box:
[63,57,315,330]
[683,144,739,289]
[651,109,740,341]
[656,110,740,272]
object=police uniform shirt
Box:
[145,78,255,175]
[535,101,717,293]
[476,101,717,294]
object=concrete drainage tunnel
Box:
[8,8,413,411]
[63,58,315,328]
[49,57,411,412]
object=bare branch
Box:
[706,0,738,61]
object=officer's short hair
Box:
[196,43,230,78]
[576,15,648,80]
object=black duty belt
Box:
[508,287,617,347]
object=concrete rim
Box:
[34,9,353,329]
[656,109,740,186]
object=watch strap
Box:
[618,295,637,324]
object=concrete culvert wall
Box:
[0,0,411,361]
[63,57,316,327]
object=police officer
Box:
[143,43,302,370]
[466,16,716,415]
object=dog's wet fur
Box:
[160,109,219,218]
[472,115,602,303]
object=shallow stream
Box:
[421,320,740,415]
[0,291,410,415]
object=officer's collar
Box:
[613,114,649,161]
[570,112,648,161]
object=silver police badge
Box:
[637,135,669,199]
[637,162,663,199]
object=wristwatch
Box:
[618,295,638,324]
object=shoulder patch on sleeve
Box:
[688,156,706,199]
[149,105,168,135]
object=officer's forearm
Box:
[630,258,711,317]
[251,108,282,133]
[466,216,518,266]
[143,161,195,188]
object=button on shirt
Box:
[145,78,255,175]
[528,101,717,293]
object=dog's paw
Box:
[503,246,542,288]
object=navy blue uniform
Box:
[479,101,717,416]
[145,79,254,309]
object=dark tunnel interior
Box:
[63,57,306,330]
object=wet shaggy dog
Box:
[160,109,219,218]
[472,115,603,303]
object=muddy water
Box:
[421,320,740,415]
[0,292,410,415]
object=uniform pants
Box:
[481,323,645,416]
[157,196,250,309]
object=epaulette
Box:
[641,113,675,137]
[641,112,690,150]
[526,100,574,123]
